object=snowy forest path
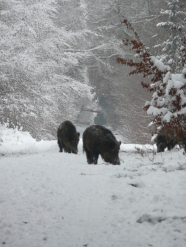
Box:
[0,142,186,247]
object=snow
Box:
[172,73,186,85]
[147,105,168,116]
[162,110,174,122]
[0,126,186,247]
[163,71,172,83]
[157,21,175,28]
[145,66,186,124]
[0,124,55,155]
[165,78,184,94]
[150,56,170,72]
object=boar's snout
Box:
[112,159,120,165]
[72,148,78,154]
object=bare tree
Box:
[0,0,93,139]
[154,0,186,72]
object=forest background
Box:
[0,0,185,143]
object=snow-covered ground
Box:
[0,125,186,247]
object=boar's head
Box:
[67,132,80,154]
[102,140,121,165]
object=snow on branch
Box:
[117,17,186,146]
[150,56,170,72]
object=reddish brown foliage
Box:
[117,20,167,94]
[117,19,186,147]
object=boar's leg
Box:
[93,152,99,165]
[85,149,94,164]
[64,146,71,153]
[157,143,165,152]
[167,139,176,150]
[58,139,63,152]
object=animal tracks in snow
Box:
[137,214,166,224]
[1,139,186,247]
[129,181,145,188]
[137,214,186,225]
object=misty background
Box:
[0,0,171,143]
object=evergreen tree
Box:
[155,0,186,72]
[117,18,186,149]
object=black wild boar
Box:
[154,134,177,153]
[153,126,179,153]
[57,121,80,154]
[83,125,121,165]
